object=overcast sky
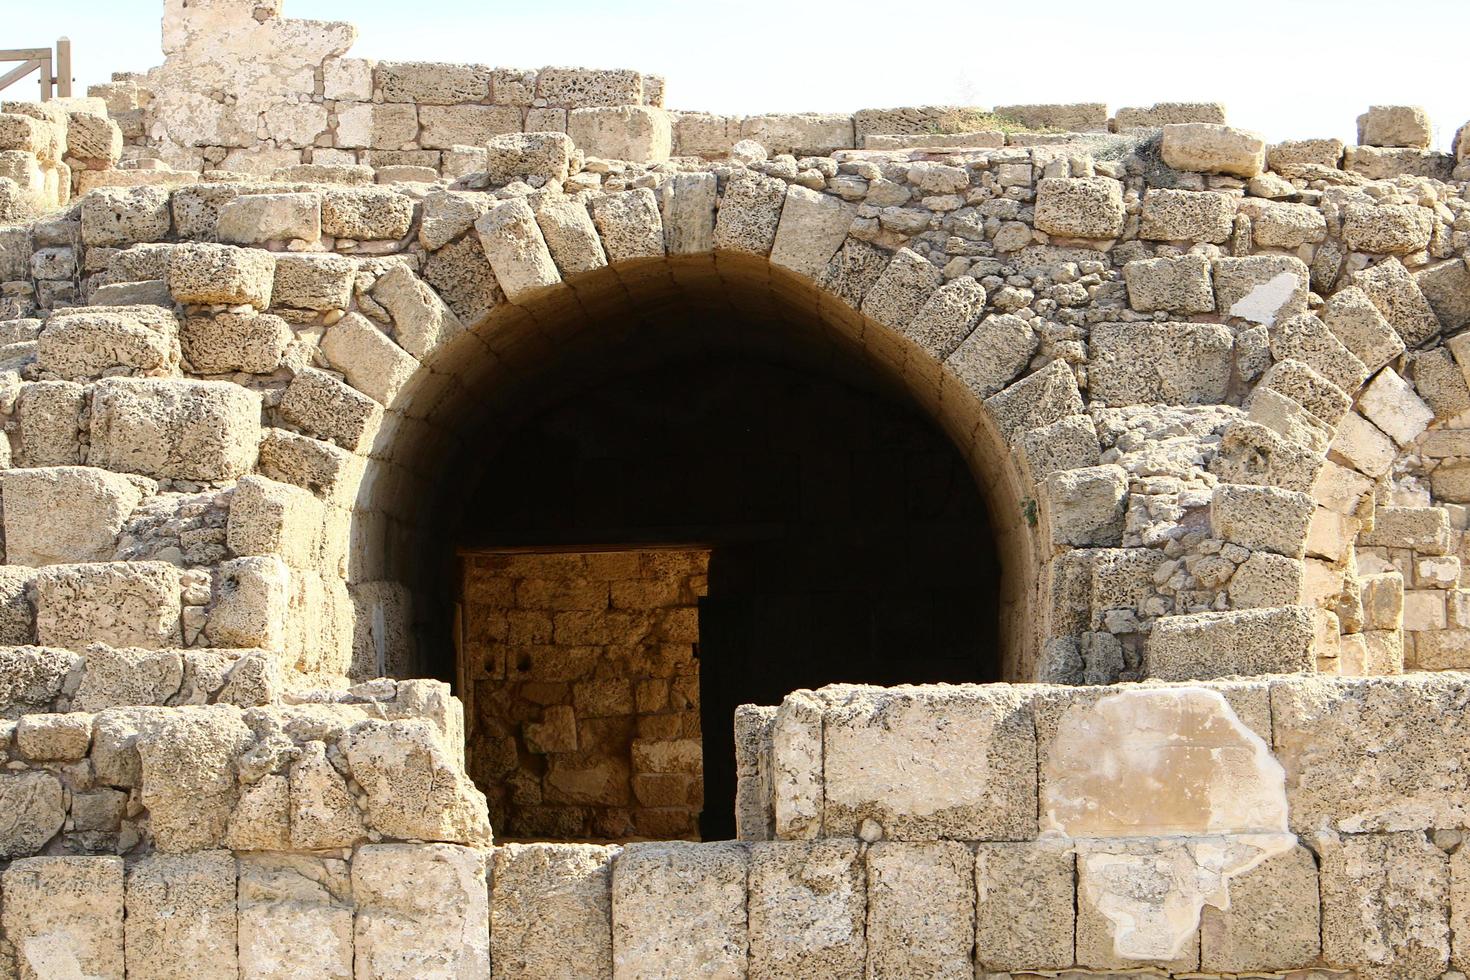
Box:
[8,0,1469,149]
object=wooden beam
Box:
[55,38,71,98]
[0,48,51,62]
[0,60,42,94]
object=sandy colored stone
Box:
[943,311,1038,399]
[769,184,856,279]
[1162,122,1266,176]
[0,771,64,858]
[32,561,181,651]
[341,717,490,843]
[88,377,262,481]
[1200,843,1320,973]
[612,841,748,979]
[0,467,151,567]
[38,305,181,380]
[974,840,1074,972]
[1034,176,1125,238]
[1147,606,1315,680]
[237,853,353,980]
[748,840,865,978]
[1088,320,1233,406]
[353,844,490,980]
[182,310,293,374]
[713,168,786,256]
[1319,830,1449,979]
[865,841,974,980]
[319,312,419,406]
[124,851,237,980]
[490,843,616,979]
[2,856,124,980]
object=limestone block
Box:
[1360,572,1404,631]
[0,113,49,155]
[657,171,717,254]
[135,704,252,851]
[537,68,643,107]
[1269,313,1367,394]
[89,377,262,481]
[859,247,941,332]
[374,60,490,104]
[1161,122,1266,176]
[0,648,76,719]
[739,113,854,155]
[279,367,383,451]
[214,192,321,247]
[353,844,490,979]
[1417,258,1470,331]
[974,841,1074,972]
[1330,411,1396,478]
[817,238,889,309]
[771,690,822,840]
[204,555,289,650]
[1358,366,1433,446]
[712,168,786,256]
[567,106,671,163]
[1073,840,1202,971]
[0,466,150,567]
[259,428,362,504]
[70,646,183,712]
[769,185,856,279]
[1088,320,1233,405]
[1407,347,1470,418]
[1139,189,1235,244]
[1353,257,1441,347]
[124,851,236,980]
[899,275,986,361]
[1213,254,1309,326]
[370,264,463,360]
[1268,137,1346,173]
[418,104,522,150]
[485,131,574,185]
[320,187,415,241]
[33,561,181,650]
[533,194,608,278]
[287,739,366,849]
[612,841,748,978]
[166,243,275,308]
[943,311,1037,399]
[323,57,374,101]
[985,360,1085,444]
[333,103,418,151]
[422,231,501,323]
[1343,201,1434,255]
[1197,841,1319,970]
[1210,483,1314,557]
[38,305,181,381]
[1,856,124,980]
[1247,386,1331,453]
[15,380,84,467]
[1147,606,1314,679]
[419,190,494,252]
[1043,464,1127,547]
[1227,551,1303,608]
[182,310,293,374]
[475,198,562,301]
[1258,358,1353,427]
[1319,830,1449,979]
[80,185,172,247]
[0,771,64,857]
[588,188,664,263]
[490,843,616,979]
[319,312,419,406]
[1246,199,1327,248]
[1358,104,1433,148]
[341,717,490,842]
[822,685,1036,840]
[1033,176,1125,238]
[747,840,864,978]
[238,853,353,980]
[1122,253,1215,313]
[865,842,974,979]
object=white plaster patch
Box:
[1229,271,1301,326]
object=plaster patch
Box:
[1229,271,1302,326]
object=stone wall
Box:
[461,548,707,842]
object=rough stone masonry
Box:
[0,0,1469,975]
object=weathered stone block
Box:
[490,843,615,979]
[333,103,418,151]
[135,704,252,851]
[33,561,180,650]
[1417,258,1470,332]
[1269,312,1367,394]
[38,305,181,381]
[485,131,574,185]
[1088,320,1233,405]
[217,192,321,246]
[167,243,275,309]
[974,841,1074,972]
[747,840,864,978]
[319,312,419,406]
[657,171,717,254]
[1358,105,1433,148]
[279,366,384,451]
[865,842,975,979]
[612,841,748,978]
[1319,830,1449,979]
[353,844,490,979]
[1343,201,1434,255]
[2,856,124,979]
[1211,483,1315,557]
[0,770,64,857]
[1358,366,1433,446]
[1034,176,1125,239]
[182,310,292,374]
[1146,606,1315,680]
[1140,190,1236,244]
[588,188,664,262]
[567,106,671,163]
[238,853,353,980]
[769,185,856,279]
[1213,254,1309,326]
[1122,253,1215,314]
[859,247,941,331]
[1161,122,1266,176]
[418,104,522,150]
[89,377,261,481]
[985,360,1085,444]
[341,718,490,842]
[1043,464,1127,547]
[320,187,415,241]
[1199,843,1320,972]
[124,851,237,980]
[475,198,561,301]
[1,466,150,567]
[943,311,1038,399]
[1354,257,1441,348]
[80,185,171,247]
[712,168,786,256]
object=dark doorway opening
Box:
[452,351,1001,842]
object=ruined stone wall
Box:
[461,548,707,842]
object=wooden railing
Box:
[0,38,72,101]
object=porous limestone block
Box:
[712,168,786,256]
[901,275,987,361]
[1246,199,1327,248]
[320,187,415,241]
[333,103,418,150]
[974,841,1074,972]
[135,704,252,851]
[1330,411,1396,478]
[984,359,1085,444]
[323,56,374,101]
[1343,201,1434,255]
[1269,313,1367,394]
[204,556,290,650]
[1407,347,1470,419]
[1199,843,1320,972]
[1161,122,1266,176]
[1227,551,1304,609]
[1354,257,1441,348]
[259,428,362,504]
[14,380,82,467]
[859,247,941,332]
[1212,254,1309,326]
[341,718,490,843]
[475,198,562,301]
[32,561,181,651]
[238,853,354,980]
[1358,105,1433,149]
[1211,480,1315,557]
[1319,830,1449,980]
[943,311,1037,400]
[2,856,124,980]
[0,647,78,720]
[1122,253,1215,314]
[1073,840,1202,972]
[279,366,383,451]
[14,711,90,761]
[818,238,889,309]
[865,842,975,980]
[588,188,665,262]
[182,311,293,375]
[0,113,49,155]
[124,851,236,980]
[419,190,494,252]
[1115,101,1227,129]
[1272,673,1470,832]
[38,305,181,381]
[771,690,822,840]
[0,466,150,567]
[1033,176,1125,238]
[89,377,262,481]
[353,844,490,980]
[1139,188,1235,243]
[80,185,172,247]
[612,841,748,979]
[1358,366,1433,446]
[1268,137,1347,173]
[568,106,671,163]
[485,131,574,185]
[376,60,491,104]
[1360,572,1405,631]
[167,243,276,309]
[319,312,419,406]
[734,705,776,842]
[490,843,616,979]
[370,264,463,360]
[216,192,322,247]
[1456,846,1470,972]
[537,67,643,107]
[740,113,855,155]
[657,171,717,254]
[1248,386,1332,452]
[1147,606,1314,679]
[1043,464,1127,547]
[747,840,864,978]
[1088,320,1233,406]
[418,105,521,150]
[1018,414,1101,486]
[533,194,608,278]
[822,685,1036,840]
[1417,259,1470,332]
[0,770,64,857]
[769,185,856,279]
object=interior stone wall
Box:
[460,548,707,842]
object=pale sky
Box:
[7,0,1469,150]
